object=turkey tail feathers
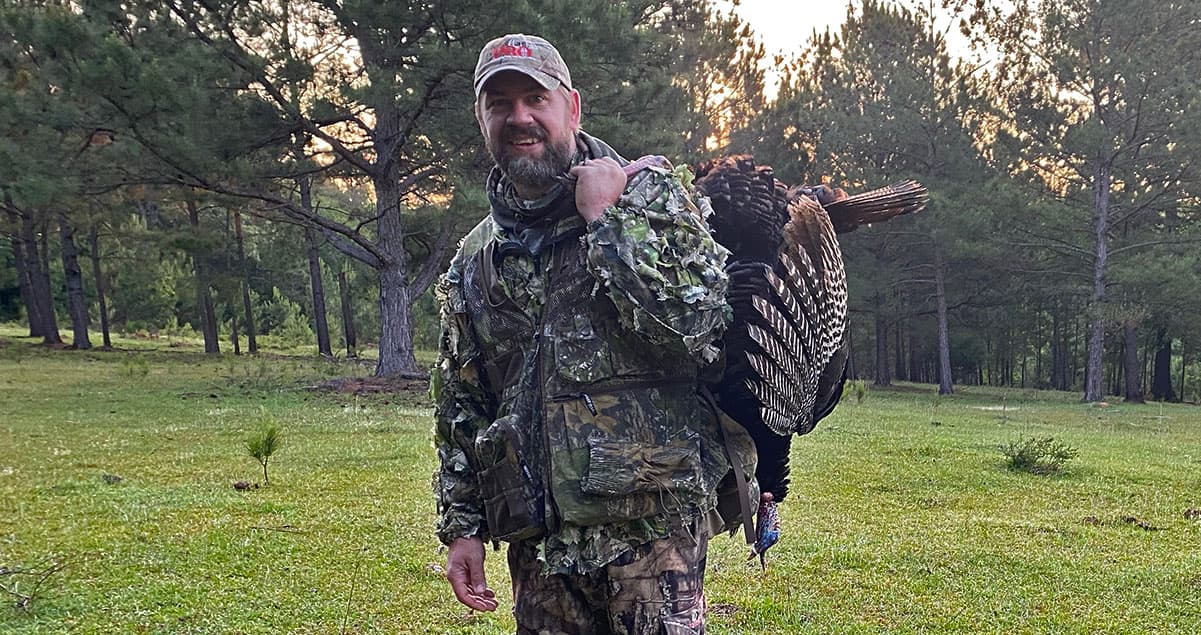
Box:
[821,180,928,234]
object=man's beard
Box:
[488,124,575,194]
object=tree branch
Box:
[167,1,377,176]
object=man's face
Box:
[476,71,581,196]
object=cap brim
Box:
[474,65,560,96]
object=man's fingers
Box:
[446,538,498,613]
[570,157,620,173]
[469,566,497,606]
[474,593,499,611]
[447,570,476,606]
[448,571,496,612]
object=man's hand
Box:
[445,537,498,612]
[570,157,626,222]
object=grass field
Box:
[1,327,1199,633]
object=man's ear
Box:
[474,98,486,136]
[568,88,581,129]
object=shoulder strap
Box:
[700,386,756,546]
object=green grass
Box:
[1,329,1199,633]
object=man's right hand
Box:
[445,536,498,612]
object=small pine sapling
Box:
[999,436,1078,474]
[851,379,867,404]
[246,424,282,486]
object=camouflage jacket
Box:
[433,135,754,575]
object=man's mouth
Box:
[503,126,546,149]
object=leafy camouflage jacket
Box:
[433,133,754,575]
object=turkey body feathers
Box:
[695,156,925,502]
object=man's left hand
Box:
[570,157,626,222]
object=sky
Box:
[725,1,978,95]
[725,0,853,96]
[728,0,850,62]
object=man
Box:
[433,33,757,634]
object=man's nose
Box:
[506,101,535,125]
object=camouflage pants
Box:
[508,526,708,635]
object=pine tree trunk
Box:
[1151,327,1176,401]
[1006,330,1015,386]
[934,246,953,395]
[58,215,91,349]
[1020,349,1027,388]
[306,227,332,358]
[354,66,424,376]
[1084,159,1111,402]
[984,336,991,385]
[1122,319,1143,403]
[908,329,920,383]
[894,320,905,381]
[846,323,857,380]
[1179,341,1187,402]
[8,213,41,337]
[1034,304,1044,386]
[1109,341,1120,397]
[186,199,220,354]
[232,211,257,354]
[372,171,420,377]
[18,213,61,343]
[1072,315,1082,390]
[294,171,333,358]
[231,312,241,355]
[88,226,112,348]
[198,277,219,354]
[337,265,358,359]
[873,294,890,387]
[1050,309,1061,389]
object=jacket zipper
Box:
[532,247,562,535]
[547,391,598,416]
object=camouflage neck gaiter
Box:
[487,131,627,257]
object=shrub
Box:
[1000,436,1078,475]
[120,356,150,377]
[246,423,282,486]
[257,288,314,348]
[849,379,867,404]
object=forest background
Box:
[3,0,1201,404]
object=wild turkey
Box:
[693,155,926,565]
[566,154,926,564]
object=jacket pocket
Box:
[568,435,704,524]
[553,315,613,385]
[475,415,544,542]
[580,439,702,497]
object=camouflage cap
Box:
[474,34,572,96]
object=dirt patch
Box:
[866,383,931,394]
[1081,515,1163,531]
[706,603,740,618]
[1120,515,1163,531]
[311,375,429,396]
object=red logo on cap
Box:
[491,43,533,60]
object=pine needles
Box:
[246,423,282,486]
[999,436,1079,475]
